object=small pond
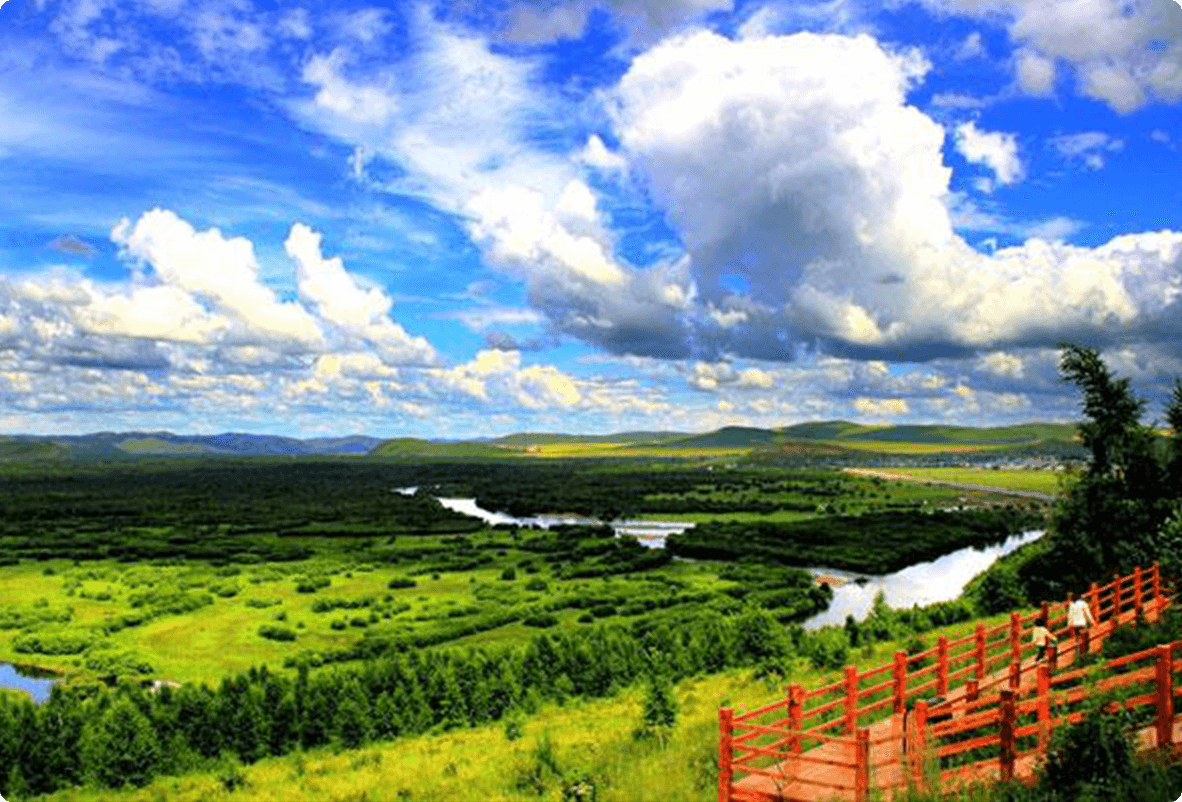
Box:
[0,662,59,704]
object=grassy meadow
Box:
[859,467,1068,495]
[0,538,747,685]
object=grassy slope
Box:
[368,439,521,458]
[492,432,680,447]
[116,438,211,455]
[39,611,1022,802]
[0,439,69,460]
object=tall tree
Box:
[1058,342,1147,478]
[1020,344,1179,596]
[80,695,161,788]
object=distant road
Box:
[842,468,1057,502]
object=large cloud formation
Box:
[605,29,1182,361]
[294,21,1182,366]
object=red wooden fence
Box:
[719,563,1175,802]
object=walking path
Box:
[731,596,1168,801]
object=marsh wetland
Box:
[0,452,1054,800]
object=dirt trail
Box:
[843,467,1056,502]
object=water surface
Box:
[435,497,694,547]
[801,529,1045,630]
[0,662,59,704]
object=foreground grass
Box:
[36,611,1020,802]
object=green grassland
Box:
[865,467,1068,494]
[0,540,752,685]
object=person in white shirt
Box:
[1067,593,1096,655]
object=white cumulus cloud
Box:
[954,121,1024,186]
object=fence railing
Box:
[719,563,1173,802]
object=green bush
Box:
[294,576,330,594]
[501,568,517,581]
[257,625,297,641]
[523,613,558,628]
[13,628,96,655]
[1038,707,1135,798]
[387,578,417,589]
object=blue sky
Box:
[1,0,1180,438]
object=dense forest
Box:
[667,506,1045,574]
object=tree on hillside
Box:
[1018,344,1182,597]
[1165,379,1182,483]
[1059,343,1148,478]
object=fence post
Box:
[1037,662,1051,753]
[975,623,987,682]
[845,665,859,734]
[937,635,949,697]
[1040,600,1050,629]
[1153,562,1162,612]
[1114,571,1122,618]
[1010,612,1022,690]
[1010,612,1021,662]
[855,727,870,802]
[719,708,734,802]
[1157,645,1174,749]
[912,700,929,790]
[1087,581,1099,655]
[1049,641,1058,671]
[894,650,908,716]
[966,679,978,704]
[788,684,803,755]
[1134,566,1144,619]
[999,688,1016,782]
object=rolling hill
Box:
[0,420,1086,462]
[367,438,519,458]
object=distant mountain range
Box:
[0,420,1084,462]
[0,432,386,460]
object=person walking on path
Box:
[1031,616,1057,663]
[1067,593,1096,656]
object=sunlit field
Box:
[863,467,1067,495]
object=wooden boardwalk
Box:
[722,566,1175,802]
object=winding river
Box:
[434,494,1045,630]
[0,498,1042,702]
